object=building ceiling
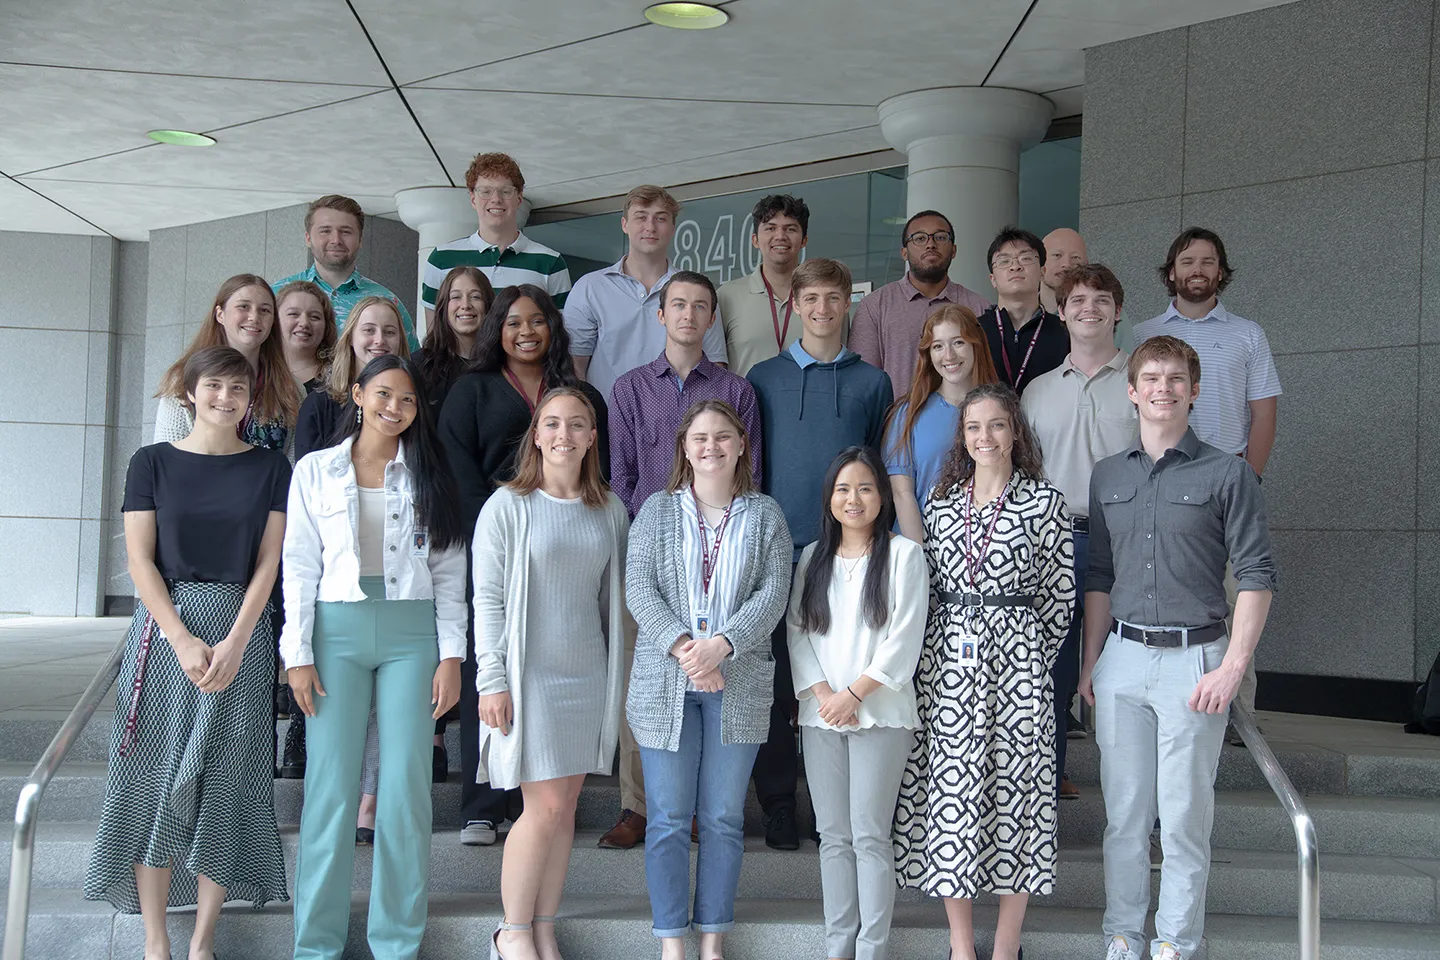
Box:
[0,0,1298,240]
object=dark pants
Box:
[1052,527,1087,789]
[460,630,518,824]
[751,565,798,814]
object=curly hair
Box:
[931,383,1044,500]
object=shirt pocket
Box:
[1097,483,1139,533]
[312,498,352,545]
[1161,485,1217,540]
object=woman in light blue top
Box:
[883,304,998,543]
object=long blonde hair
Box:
[505,387,609,508]
[327,296,412,400]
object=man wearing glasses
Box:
[849,209,990,396]
[978,226,1069,395]
[421,151,572,324]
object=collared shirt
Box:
[565,257,730,402]
[421,230,571,312]
[1087,427,1277,628]
[280,437,468,668]
[679,491,751,691]
[883,390,959,507]
[979,304,1069,395]
[849,274,990,397]
[789,339,853,368]
[1131,300,1282,455]
[608,351,762,518]
[1021,350,1138,516]
[272,264,419,352]
[717,267,803,377]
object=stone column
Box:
[879,87,1053,296]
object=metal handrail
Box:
[1230,703,1320,960]
[4,635,126,960]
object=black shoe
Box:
[432,744,448,783]
[279,717,306,779]
[764,805,800,850]
[355,826,375,845]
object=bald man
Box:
[1041,227,1089,313]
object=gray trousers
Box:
[1093,630,1228,960]
[802,724,912,960]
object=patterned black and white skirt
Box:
[83,581,289,913]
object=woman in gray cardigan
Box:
[625,399,791,960]
[473,387,630,960]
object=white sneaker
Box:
[461,819,498,845]
[1106,935,1142,960]
[1152,943,1182,960]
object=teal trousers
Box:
[293,578,439,960]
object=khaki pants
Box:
[1224,564,1258,713]
[619,608,646,815]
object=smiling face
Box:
[658,280,715,348]
[928,319,975,387]
[534,393,595,470]
[622,201,677,258]
[470,175,522,237]
[351,367,417,438]
[1128,358,1199,426]
[214,284,275,351]
[501,296,551,367]
[187,372,251,429]
[962,397,1014,470]
[1169,238,1224,305]
[753,212,807,270]
[446,274,489,339]
[350,304,403,364]
[278,290,326,356]
[306,207,361,274]
[1059,281,1119,347]
[683,410,744,485]
[829,460,882,537]
[796,282,849,342]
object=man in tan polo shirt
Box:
[1021,262,1137,800]
[718,194,810,377]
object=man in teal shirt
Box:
[273,194,420,351]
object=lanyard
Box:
[760,270,793,350]
[503,367,544,413]
[993,307,1044,389]
[693,488,735,603]
[962,479,1010,590]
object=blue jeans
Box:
[639,691,762,938]
[1052,528,1087,788]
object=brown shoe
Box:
[1060,777,1081,800]
[691,816,699,844]
[598,809,647,849]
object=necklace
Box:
[839,546,870,582]
[694,492,733,511]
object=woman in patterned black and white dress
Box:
[86,346,291,960]
[892,382,1074,960]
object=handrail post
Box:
[2,636,125,960]
[1230,703,1320,960]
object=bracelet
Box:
[846,685,862,703]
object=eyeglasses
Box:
[991,253,1040,270]
[474,187,519,201]
[905,230,953,247]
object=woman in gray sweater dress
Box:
[625,399,792,960]
[472,387,630,960]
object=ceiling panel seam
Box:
[0,59,387,88]
[981,0,1042,87]
[1,170,114,237]
[406,86,874,109]
[344,0,454,187]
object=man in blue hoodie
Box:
[746,257,894,849]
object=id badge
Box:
[956,633,980,668]
[410,529,430,559]
[692,603,712,640]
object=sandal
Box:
[490,919,531,960]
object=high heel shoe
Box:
[532,916,560,959]
[490,919,530,960]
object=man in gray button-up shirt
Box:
[1078,334,1276,960]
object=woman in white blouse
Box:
[787,445,927,960]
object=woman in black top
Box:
[85,346,291,960]
[413,265,493,416]
[276,279,338,395]
[436,283,609,842]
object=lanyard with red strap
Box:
[503,367,544,413]
[992,307,1044,389]
[118,613,158,757]
[693,488,736,605]
[962,479,1010,590]
[760,270,793,351]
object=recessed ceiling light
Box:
[644,2,729,29]
[146,129,216,147]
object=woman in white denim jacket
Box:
[281,354,468,960]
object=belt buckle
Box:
[963,592,983,606]
[1141,628,1169,648]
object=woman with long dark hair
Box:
[283,354,468,960]
[473,386,630,960]
[87,346,291,960]
[787,446,927,960]
[892,383,1074,960]
[437,284,609,847]
[414,265,494,415]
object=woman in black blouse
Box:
[436,283,608,845]
[85,346,291,960]
[413,265,493,417]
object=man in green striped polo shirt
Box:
[273,194,420,352]
[421,152,572,324]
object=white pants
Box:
[802,724,912,960]
[1093,631,1228,959]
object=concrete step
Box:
[6,888,1440,960]
[8,822,1439,924]
[7,762,1438,860]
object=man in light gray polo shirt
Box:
[567,184,729,401]
[1021,263,1136,801]
[1080,334,1276,960]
